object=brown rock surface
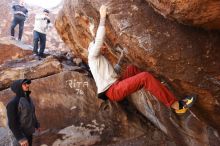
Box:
[0,39,32,64]
[145,0,220,30]
[0,55,62,90]
[55,0,220,145]
[130,90,220,146]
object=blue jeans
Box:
[10,15,25,40]
[33,31,46,57]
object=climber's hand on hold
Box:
[119,49,125,60]
[100,5,107,18]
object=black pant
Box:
[11,15,25,40]
[33,31,46,57]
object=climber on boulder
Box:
[88,5,196,114]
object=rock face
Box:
[130,90,220,146]
[0,40,62,90]
[55,0,220,145]
[0,39,32,64]
[0,0,69,51]
[146,0,220,30]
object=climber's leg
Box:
[106,69,178,107]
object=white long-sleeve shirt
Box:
[88,19,118,94]
[34,14,50,34]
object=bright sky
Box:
[25,0,62,9]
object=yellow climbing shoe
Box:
[175,95,197,114]
[175,107,188,114]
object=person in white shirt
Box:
[33,9,50,60]
[88,5,196,114]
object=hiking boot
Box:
[38,56,42,60]
[33,51,38,55]
[39,54,47,58]
[10,36,16,40]
[175,95,197,114]
[17,39,24,44]
[33,54,38,57]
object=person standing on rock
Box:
[6,79,40,146]
[10,0,28,41]
[88,5,196,114]
[33,9,51,60]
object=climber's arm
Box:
[88,5,107,58]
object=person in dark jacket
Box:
[10,0,28,41]
[6,79,40,146]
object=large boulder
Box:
[55,0,220,145]
[0,55,62,90]
[145,0,220,30]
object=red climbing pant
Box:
[105,65,178,107]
